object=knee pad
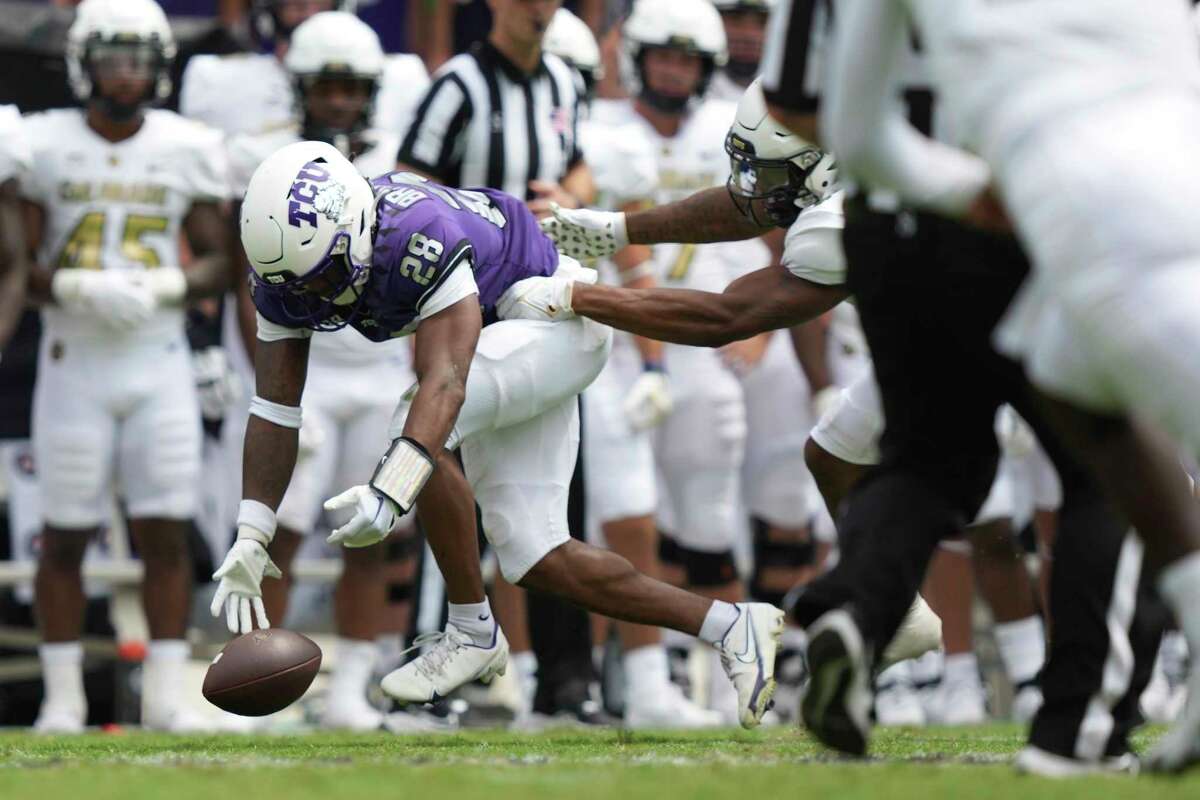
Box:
[658,533,683,570]
[749,517,816,606]
[678,542,738,588]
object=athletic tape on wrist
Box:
[369,437,435,514]
[619,261,654,284]
[236,499,276,546]
[249,395,303,429]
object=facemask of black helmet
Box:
[725,132,829,228]
[84,36,169,122]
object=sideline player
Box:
[224,11,423,732]
[23,0,233,733]
[210,141,786,730]
[0,104,30,349]
[544,8,720,728]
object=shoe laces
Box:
[403,629,471,683]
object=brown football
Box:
[202,629,322,716]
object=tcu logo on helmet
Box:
[287,160,331,229]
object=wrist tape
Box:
[369,437,436,514]
[236,499,277,547]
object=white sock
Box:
[942,652,982,689]
[39,641,85,713]
[447,599,497,647]
[328,638,377,708]
[513,650,538,710]
[993,615,1045,686]
[376,633,405,672]
[623,645,671,703]
[698,601,740,646]
[876,659,914,690]
[1158,551,1200,658]
[143,639,189,716]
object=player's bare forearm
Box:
[625,187,771,246]
[789,317,833,393]
[406,296,482,453]
[0,182,28,347]
[571,264,848,347]
[182,201,235,299]
[612,236,663,364]
[242,336,310,509]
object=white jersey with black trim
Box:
[228,125,406,365]
[781,191,845,286]
[181,53,294,137]
[373,54,432,136]
[0,105,31,183]
[22,108,230,341]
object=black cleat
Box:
[800,608,873,756]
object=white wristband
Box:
[619,261,654,285]
[236,499,276,546]
[249,395,303,429]
[370,437,436,513]
[612,211,630,250]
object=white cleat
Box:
[322,700,385,732]
[33,703,85,735]
[1146,691,1200,773]
[143,704,218,733]
[382,708,459,734]
[874,663,926,727]
[881,595,943,669]
[713,602,786,729]
[1014,746,1138,777]
[625,683,724,730]
[935,678,988,726]
[381,624,509,705]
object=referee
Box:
[761,0,1167,772]
[397,0,601,724]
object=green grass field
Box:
[1,726,1198,800]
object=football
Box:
[201,629,322,716]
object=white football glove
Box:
[539,203,628,260]
[624,370,674,431]
[191,346,243,423]
[51,270,156,331]
[496,275,577,322]
[324,485,401,548]
[130,266,187,305]
[210,539,282,634]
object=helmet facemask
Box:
[725,133,828,228]
[294,69,379,155]
[81,34,171,121]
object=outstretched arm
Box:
[625,186,771,245]
[571,264,847,347]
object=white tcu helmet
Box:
[724,78,837,227]
[543,8,603,89]
[622,0,727,105]
[240,140,377,330]
[66,0,176,107]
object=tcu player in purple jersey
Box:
[209,140,786,728]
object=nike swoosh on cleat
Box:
[733,610,759,665]
[478,614,491,621]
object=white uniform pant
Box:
[740,331,822,530]
[994,88,1200,454]
[655,342,747,553]
[391,316,612,582]
[276,352,416,533]
[32,332,201,528]
[582,332,658,535]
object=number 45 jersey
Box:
[254,172,560,340]
[22,108,230,340]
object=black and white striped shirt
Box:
[397,41,586,199]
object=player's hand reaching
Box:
[496,274,578,322]
[210,539,282,634]
[540,203,628,260]
[51,270,156,331]
[324,485,401,548]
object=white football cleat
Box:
[381,624,509,705]
[713,602,785,729]
[625,683,724,730]
[33,703,85,735]
[142,703,218,733]
[880,595,942,668]
[1014,746,1138,777]
[935,676,988,726]
[322,699,385,732]
[874,662,926,727]
[1146,688,1200,773]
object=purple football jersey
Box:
[253,172,559,340]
